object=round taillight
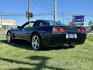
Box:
[53,27,59,32]
[60,28,66,33]
[78,28,85,33]
[78,28,81,33]
[82,28,85,32]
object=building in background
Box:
[0,19,16,30]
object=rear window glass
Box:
[47,21,65,26]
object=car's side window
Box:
[29,22,34,27]
[23,22,34,29]
[23,24,29,29]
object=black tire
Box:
[6,32,13,43]
[31,34,42,50]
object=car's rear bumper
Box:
[49,33,86,46]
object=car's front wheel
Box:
[6,32,13,43]
[31,34,42,50]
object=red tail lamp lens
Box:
[78,28,81,33]
[78,28,85,33]
[53,27,59,32]
[60,28,66,33]
[82,28,85,32]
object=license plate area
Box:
[66,34,77,39]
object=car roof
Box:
[36,19,50,21]
[27,20,62,24]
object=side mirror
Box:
[17,26,21,29]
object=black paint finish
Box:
[7,20,87,47]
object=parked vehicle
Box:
[6,20,87,50]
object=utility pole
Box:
[62,12,65,23]
[26,0,33,21]
[53,0,56,23]
[27,0,30,21]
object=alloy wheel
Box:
[6,33,11,43]
[31,35,40,50]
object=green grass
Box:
[0,35,93,70]
[87,33,93,41]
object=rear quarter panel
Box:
[30,26,53,46]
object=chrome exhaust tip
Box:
[63,44,69,47]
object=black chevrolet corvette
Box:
[6,20,86,50]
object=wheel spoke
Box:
[34,44,38,49]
